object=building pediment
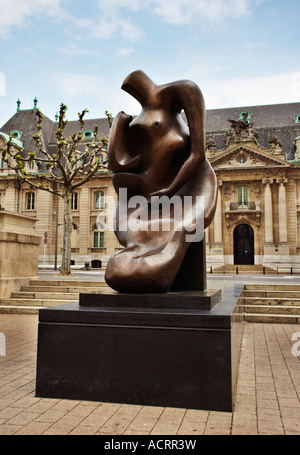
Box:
[208,144,290,170]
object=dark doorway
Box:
[234,224,254,265]
[91,259,102,269]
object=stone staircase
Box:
[0,279,108,314]
[213,264,276,274]
[1,279,300,323]
[243,283,300,323]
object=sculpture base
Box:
[79,289,221,310]
[35,286,244,412]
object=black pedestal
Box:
[79,289,222,310]
[35,285,244,412]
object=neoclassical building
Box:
[1,99,300,270]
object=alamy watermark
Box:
[0,332,6,357]
[96,188,205,243]
[291,332,300,357]
[0,73,6,97]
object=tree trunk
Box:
[61,189,73,275]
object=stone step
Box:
[29,280,108,287]
[20,285,109,293]
[11,291,79,300]
[244,297,300,306]
[244,304,300,315]
[245,313,300,324]
[244,290,300,298]
[0,278,110,314]
[213,265,276,274]
[244,283,300,291]
[0,305,41,315]
[0,298,74,307]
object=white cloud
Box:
[49,70,141,118]
[96,0,250,23]
[51,72,104,101]
[91,16,143,41]
[292,73,300,99]
[0,0,65,38]
[96,0,144,12]
[58,44,102,58]
[201,72,300,109]
[0,0,253,42]
[92,0,251,42]
[0,73,6,96]
[115,47,135,57]
[151,0,250,24]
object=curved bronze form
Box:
[105,70,217,293]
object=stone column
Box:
[214,183,223,245]
[205,227,210,246]
[263,178,274,254]
[212,180,224,267]
[276,178,289,255]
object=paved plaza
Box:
[1,273,300,435]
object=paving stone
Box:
[1,306,300,435]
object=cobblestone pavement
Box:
[1,314,300,435]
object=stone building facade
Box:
[1,100,300,271]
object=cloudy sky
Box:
[0,0,299,126]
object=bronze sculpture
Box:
[105,70,217,293]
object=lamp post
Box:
[54,190,59,271]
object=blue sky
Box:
[0,0,299,127]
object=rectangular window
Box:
[238,187,248,206]
[26,192,35,210]
[95,191,104,210]
[71,192,78,210]
[94,231,104,248]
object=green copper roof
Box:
[0,132,10,142]
[0,132,23,149]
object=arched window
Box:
[93,223,105,248]
[26,192,35,210]
[10,130,22,139]
[26,160,37,173]
[83,130,93,138]
[295,114,300,124]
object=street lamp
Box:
[54,187,59,271]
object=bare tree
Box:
[0,103,112,275]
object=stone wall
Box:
[0,211,41,298]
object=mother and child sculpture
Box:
[105,70,217,294]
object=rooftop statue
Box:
[105,70,217,293]
[226,112,259,144]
